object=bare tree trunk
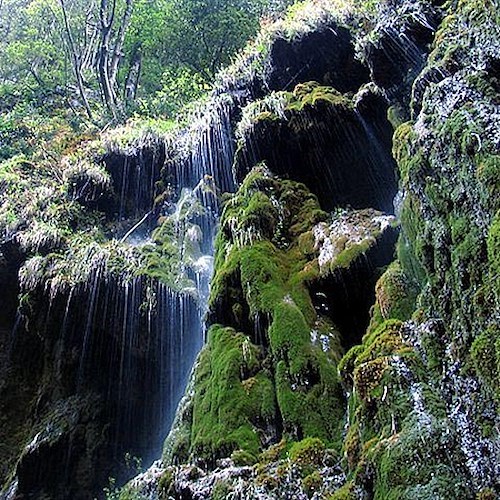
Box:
[124,46,141,106]
[81,2,100,73]
[59,0,93,119]
[98,0,116,117]
[98,0,133,120]
[109,0,133,84]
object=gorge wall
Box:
[0,0,499,499]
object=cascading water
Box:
[134,91,240,462]
[3,90,241,498]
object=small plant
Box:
[211,480,234,500]
[303,470,323,498]
[289,437,325,467]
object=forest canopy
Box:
[0,0,292,125]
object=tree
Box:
[0,0,295,121]
[97,0,134,118]
[58,0,95,118]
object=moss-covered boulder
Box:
[234,81,398,213]
[165,164,398,468]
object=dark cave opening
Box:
[267,25,370,94]
[310,226,399,350]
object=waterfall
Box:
[139,91,241,459]
[7,89,241,494]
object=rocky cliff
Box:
[0,0,499,499]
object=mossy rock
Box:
[158,468,175,499]
[487,211,500,299]
[289,437,325,468]
[302,470,323,498]
[368,262,419,334]
[470,326,500,395]
[329,481,356,500]
[288,81,352,112]
[366,416,472,500]
[198,167,349,463]
[190,325,275,465]
[211,480,234,500]
[476,154,500,210]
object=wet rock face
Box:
[267,25,370,94]
[1,268,203,498]
[235,86,398,214]
[14,395,107,500]
[0,249,20,330]
[361,0,442,107]
[1,1,498,498]
[101,138,165,220]
[310,223,399,349]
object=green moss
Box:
[392,123,431,185]
[359,320,408,362]
[419,327,445,374]
[334,239,373,270]
[387,105,406,129]
[392,122,416,181]
[211,480,234,500]
[259,439,287,464]
[190,325,276,465]
[476,154,500,211]
[343,422,361,471]
[338,344,365,387]
[269,300,310,367]
[470,326,499,393]
[368,261,419,333]
[398,196,428,286]
[487,212,500,299]
[476,488,497,500]
[368,416,472,500]
[158,469,175,499]
[138,192,205,290]
[231,448,258,466]
[288,81,352,112]
[450,216,483,260]
[439,107,483,157]
[289,437,325,467]
[237,82,352,141]
[329,481,356,500]
[302,470,322,497]
[239,241,286,314]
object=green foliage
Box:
[0,0,293,122]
